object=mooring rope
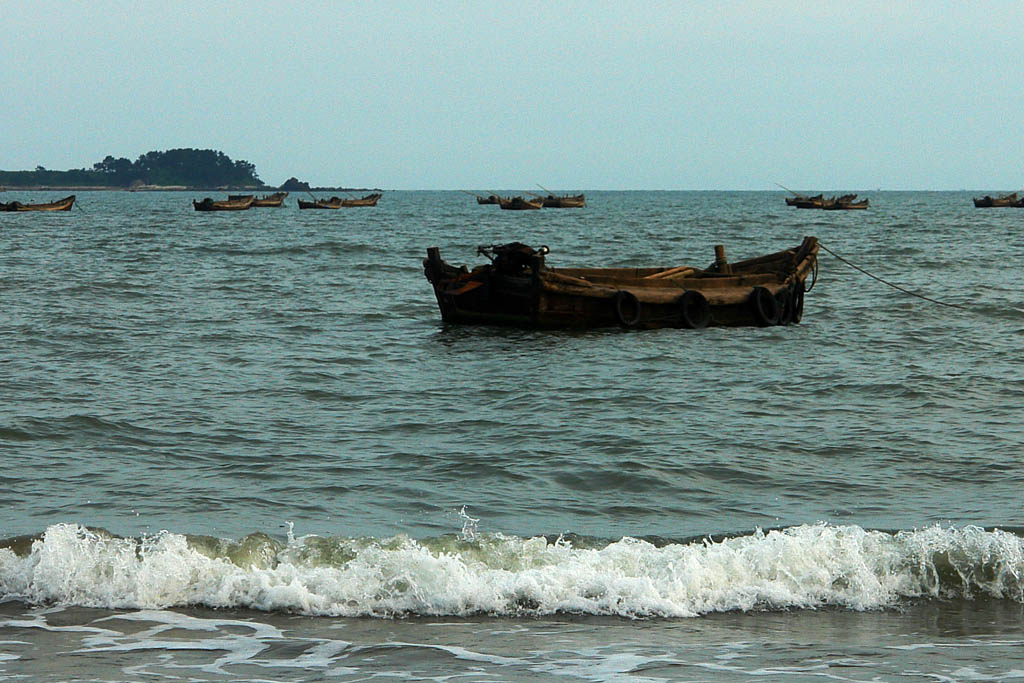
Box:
[818,242,968,311]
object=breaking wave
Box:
[2,523,1022,618]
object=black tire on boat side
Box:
[792,282,806,324]
[750,287,780,326]
[613,290,642,327]
[776,287,795,325]
[678,290,710,329]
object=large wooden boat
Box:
[230,192,288,207]
[423,237,819,329]
[0,195,76,212]
[192,195,254,211]
[973,193,1021,208]
[499,196,544,210]
[339,192,382,207]
[538,193,586,208]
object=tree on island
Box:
[0,148,264,189]
[92,155,135,177]
[130,149,260,187]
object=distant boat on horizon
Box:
[973,192,1022,208]
[535,192,586,208]
[499,196,544,210]
[785,193,869,210]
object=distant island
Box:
[0,148,376,192]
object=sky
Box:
[3,1,1024,190]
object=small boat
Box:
[973,192,1021,208]
[538,193,585,208]
[0,195,76,212]
[423,237,819,329]
[192,195,254,211]
[785,194,825,209]
[298,197,342,209]
[476,194,505,205]
[499,196,544,210]
[230,192,288,207]
[298,193,381,209]
[788,193,868,210]
[823,194,869,210]
[339,192,382,207]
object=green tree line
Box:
[0,148,263,188]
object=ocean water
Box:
[2,190,1023,681]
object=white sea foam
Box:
[1,523,1022,618]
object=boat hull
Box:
[973,195,1022,207]
[298,199,340,209]
[299,193,380,209]
[193,196,254,211]
[786,195,824,209]
[787,194,867,209]
[540,194,585,208]
[247,192,288,207]
[499,197,544,210]
[1,195,76,212]
[822,200,869,210]
[424,238,818,330]
[339,193,381,207]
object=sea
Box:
[1,190,1023,681]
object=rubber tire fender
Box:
[613,290,642,327]
[678,290,710,329]
[791,281,806,324]
[776,287,795,326]
[750,286,780,326]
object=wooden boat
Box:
[499,196,544,210]
[823,194,869,210]
[339,193,382,207]
[973,193,1021,208]
[298,197,342,209]
[538,193,586,208]
[0,195,76,212]
[230,192,287,207]
[423,237,819,329]
[192,195,254,211]
[476,194,505,205]
[298,193,381,209]
[785,194,824,209]
[788,193,868,210]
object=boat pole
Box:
[714,245,732,273]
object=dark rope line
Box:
[819,242,968,311]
